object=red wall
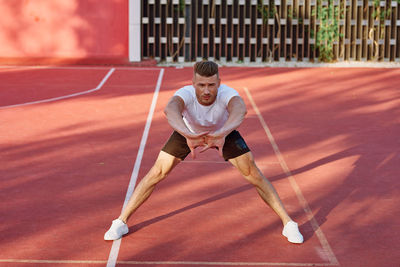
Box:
[0,0,129,65]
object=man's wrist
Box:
[180,130,195,139]
[212,129,229,139]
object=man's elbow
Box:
[239,104,247,118]
[164,101,174,116]
[163,106,169,116]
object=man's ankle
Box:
[118,217,127,224]
[282,218,292,226]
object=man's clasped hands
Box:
[185,131,226,158]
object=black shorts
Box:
[161,130,250,161]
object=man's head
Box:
[192,61,221,106]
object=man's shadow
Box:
[127,143,396,243]
[127,184,253,236]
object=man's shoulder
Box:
[175,85,194,94]
[181,85,195,90]
[219,84,239,95]
[174,85,195,103]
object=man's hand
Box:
[200,132,226,157]
[185,132,209,159]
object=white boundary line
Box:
[106,68,165,267]
[243,87,339,266]
[0,68,115,109]
[0,65,161,70]
[0,259,337,266]
[0,259,106,264]
[117,261,337,266]
[181,160,280,166]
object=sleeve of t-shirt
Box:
[220,85,240,106]
[174,86,193,106]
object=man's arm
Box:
[164,95,208,158]
[164,95,191,136]
[201,96,247,155]
[215,95,247,137]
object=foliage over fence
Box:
[141,0,400,63]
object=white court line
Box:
[0,68,115,109]
[182,160,230,164]
[181,160,280,166]
[0,259,106,264]
[117,261,336,266]
[106,68,165,267]
[243,87,339,266]
[0,65,161,71]
[0,259,337,266]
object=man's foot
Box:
[104,219,129,240]
[282,221,304,244]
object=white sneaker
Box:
[282,221,304,244]
[104,219,129,240]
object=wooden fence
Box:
[141,0,400,63]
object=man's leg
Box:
[229,151,291,225]
[119,151,181,222]
[104,151,181,240]
[229,151,303,243]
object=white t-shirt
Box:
[174,84,239,133]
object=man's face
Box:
[192,73,220,106]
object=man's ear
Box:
[192,73,198,85]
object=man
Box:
[104,61,303,244]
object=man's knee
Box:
[231,152,255,176]
[230,152,263,184]
[147,151,180,184]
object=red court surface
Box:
[0,66,399,267]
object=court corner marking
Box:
[0,68,115,109]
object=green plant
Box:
[312,1,341,62]
[167,0,186,59]
[179,0,185,13]
[257,0,277,23]
[174,0,185,13]
[287,5,298,19]
[372,0,391,37]
[368,0,392,60]
[257,0,280,61]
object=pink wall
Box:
[0,0,129,64]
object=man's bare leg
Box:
[119,151,181,222]
[229,152,292,225]
[104,151,180,240]
[229,151,303,243]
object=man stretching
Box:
[104,61,303,244]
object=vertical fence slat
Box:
[395,1,400,61]
[298,0,304,60]
[356,0,361,60]
[361,0,367,61]
[367,0,373,60]
[389,1,395,61]
[308,0,314,61]
[221,0,227,62]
